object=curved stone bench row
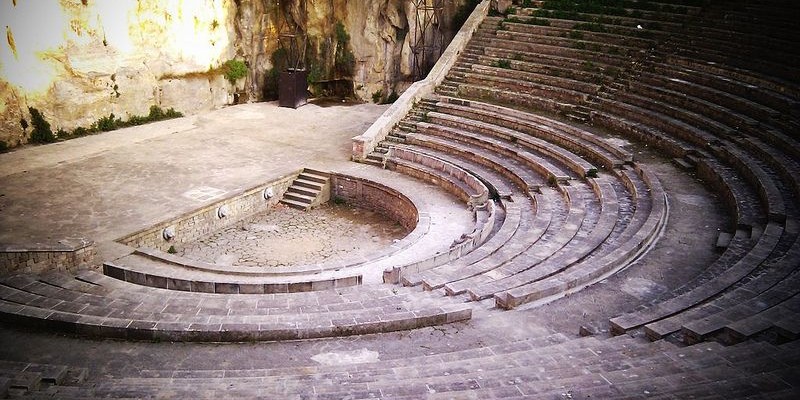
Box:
[442,184,578,298]
[494,24,655,55]
[29,331,800,399]
[610,221,785,340]
[415,120,575,182]
[0,271,472,342]
[622,139,800,343]
[601,86,789,224]
[386,146,490,207]
[450,1,799,338]
[495,166,668,309]
[387,135,559,290]
[424,111,597,178]
[375,99,663,310]
[462,182,614,301]
[432,96,632,168]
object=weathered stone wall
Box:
[118,173,296,252]
[330,174,418,232]
[0,239,95,275]
[1,0,469,150]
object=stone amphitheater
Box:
[1,0,799,398]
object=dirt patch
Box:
[176,202,409,268]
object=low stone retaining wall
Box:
[329,173,419,232]
[1,239,95,274]
[118,172,297,251]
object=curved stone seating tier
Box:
[632,72,788,127]
[465,62,602,96]
[393,144,517,198]
[620,73,798,152]
[495,24,656,53]
[431,96,633,169]
[465,50,613,88]
[647,62,799,117]
[495,166,668,309]
[670,40,798,86]
[721,292,800,345]
[404,132,541,191]
[445,184,595,299]
[397,198,521,288]
[414,121,574,182]
[386,147,489,206]
[452,81,574,117]
[434,187,558,295]
[499,17,665,43]
[423,111,597,178]
[465,182,617,302]
[682,26,797,65]
[28,334,800,399]
[610,221,785,340]
[681,245,800,344]
[456,67,591,106]
[601,90,788,225]
[475,36,633,69]
[102,254,364,295]
[0,271,472,342]
[522,4,702,26]
[663,53,800,102]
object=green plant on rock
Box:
[334,22,356,77]
[223,59,248,85]
[28,107,56,144]
[384,91,400,104]
[453,0,481,28]
[372,89,384,104]
[495,59,512,69]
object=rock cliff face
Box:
[0,0,470,149]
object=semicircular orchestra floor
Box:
[177,202,410,269]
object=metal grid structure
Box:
[410,0,446,81]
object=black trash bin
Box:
[278,68,308,109]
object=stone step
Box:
[285,185,318,198]
[292,177,325,191]
[279,197,311,210]
[281,191,315,204]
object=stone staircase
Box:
[365,98,440,167]
[279,168,331,210]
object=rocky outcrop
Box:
[0,0,472,149]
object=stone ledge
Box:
[0,239,95,275]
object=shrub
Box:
[223,59,248,84]
[28,107,56,144]
[372,89,384,104]
[453,0,481,28]
[93,113,123,132]
[384,91,399,104]
[0,141,7,152]
[334,22,356,77]
[495,59,512,69]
